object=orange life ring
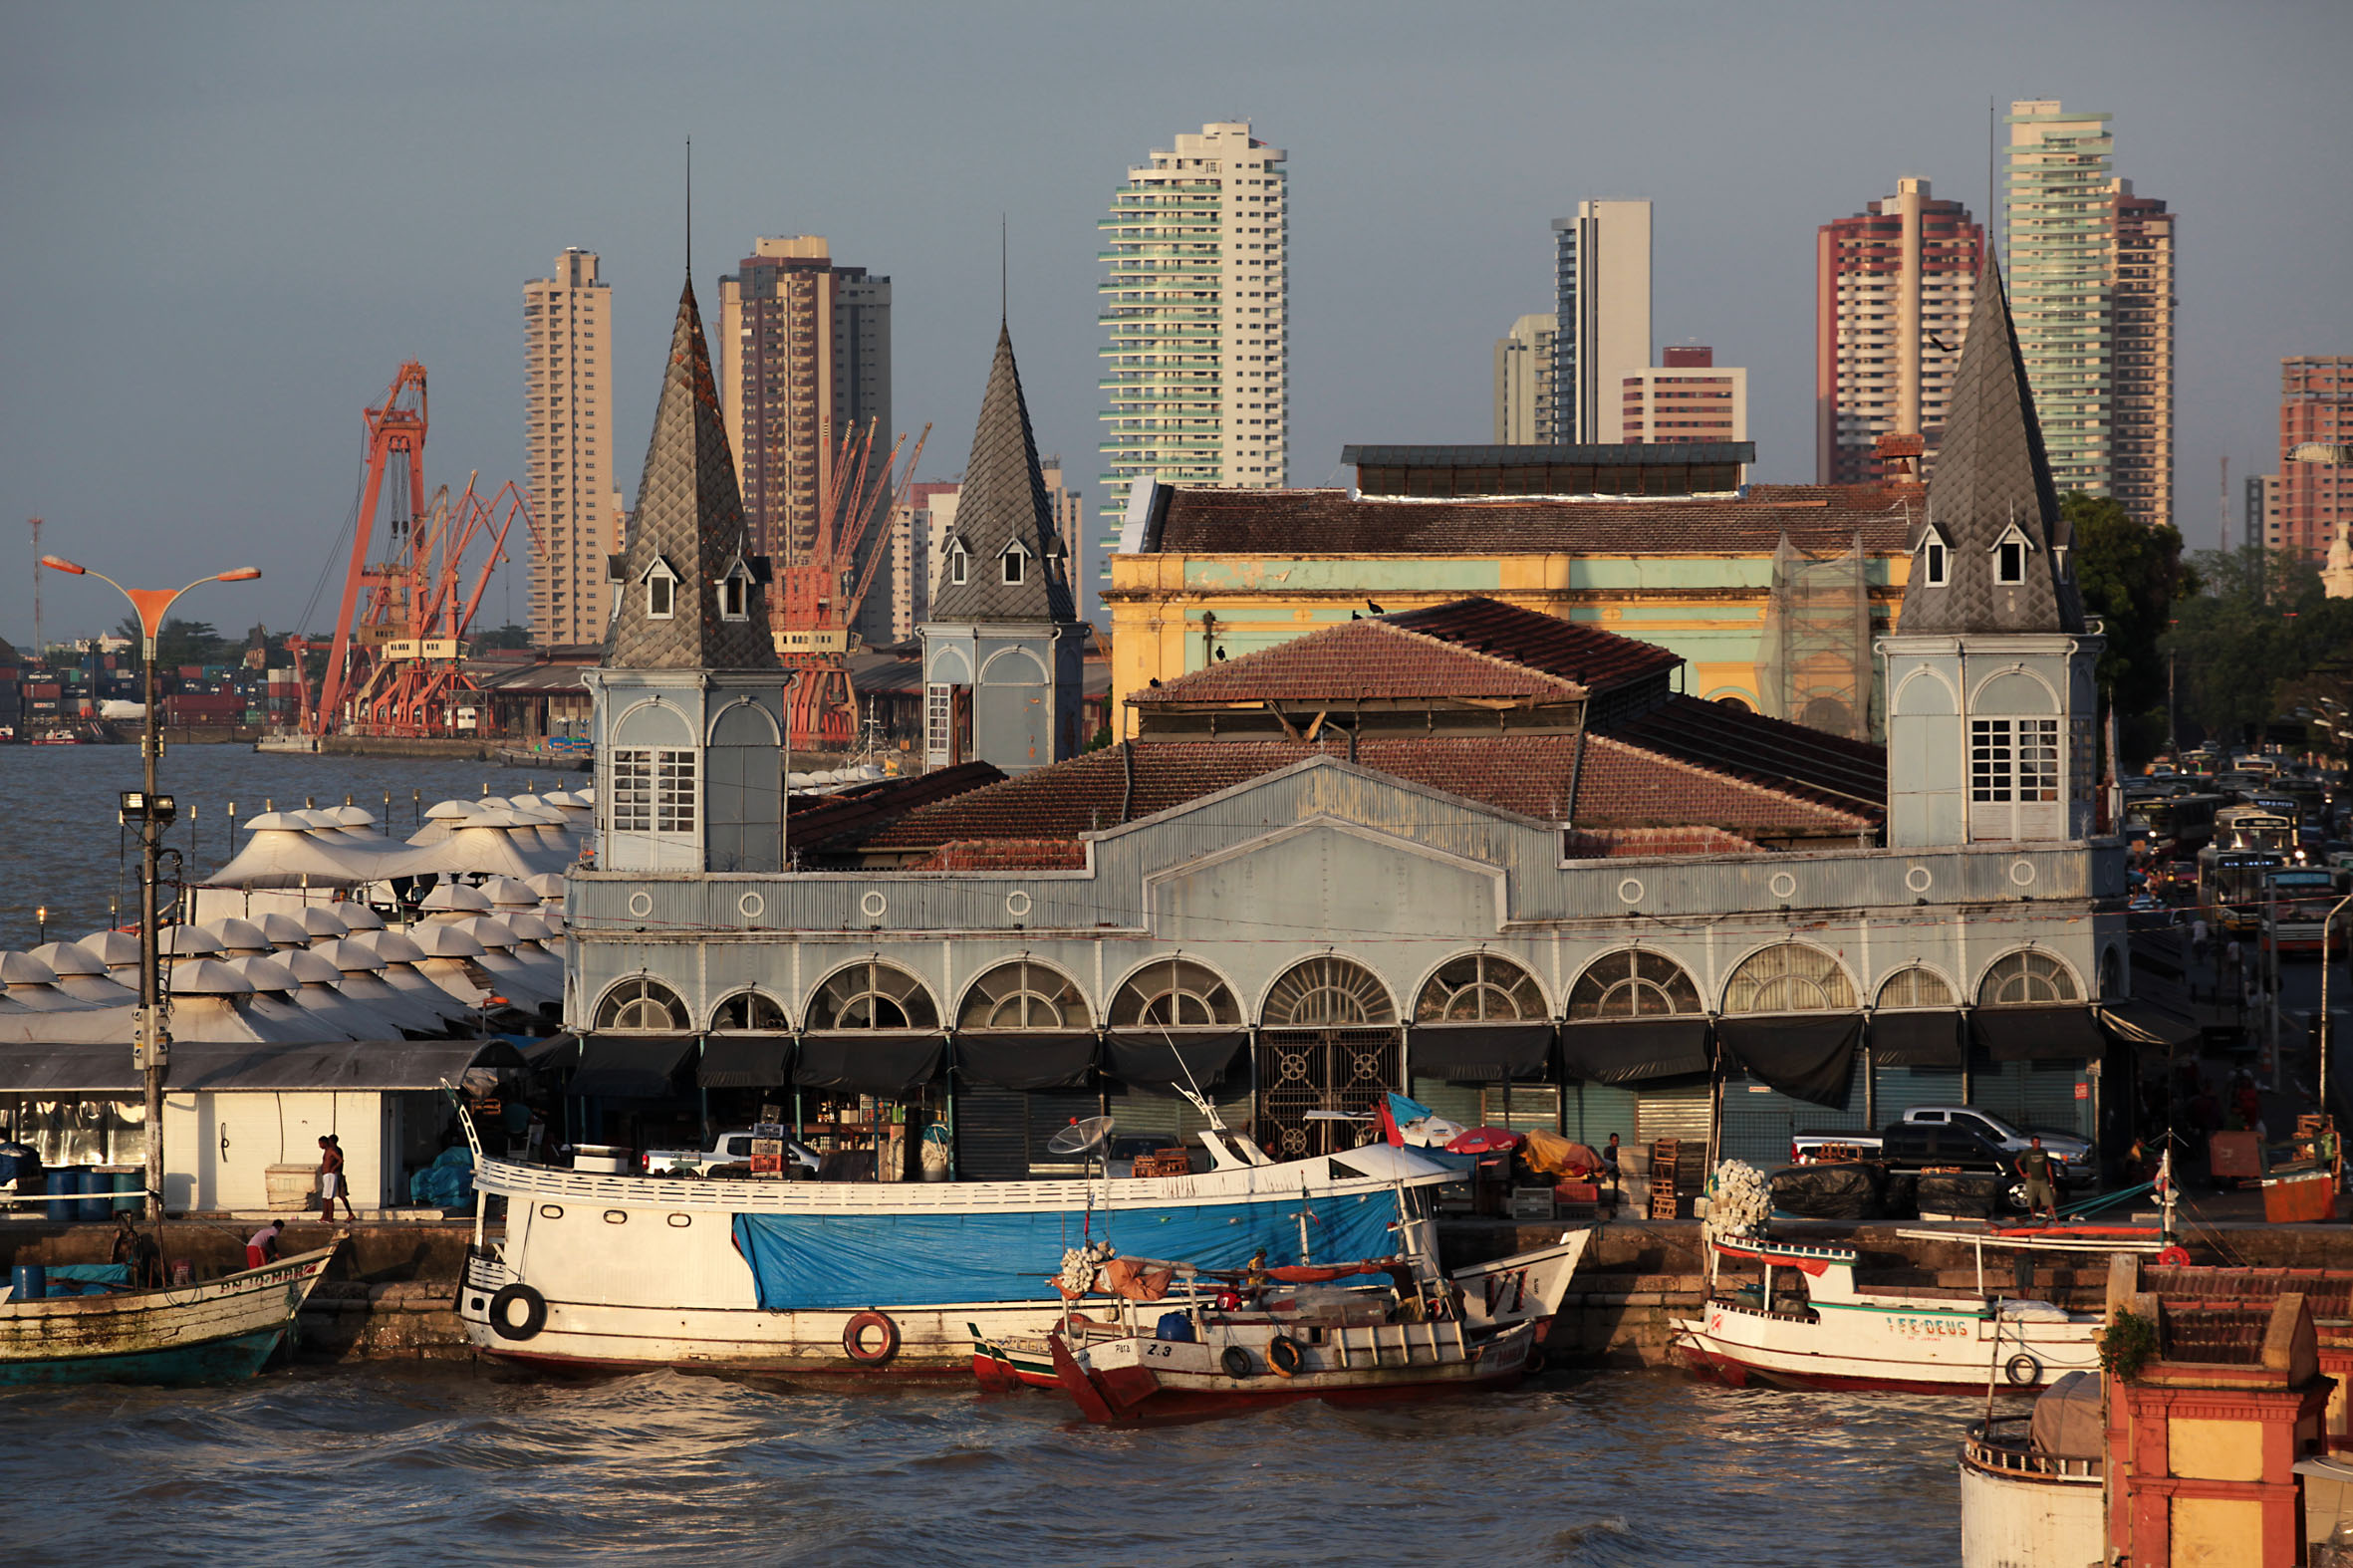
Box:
[843,1310,901,1364]
[2156,1244,2192,1267]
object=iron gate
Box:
[1257,1027,1404,1158]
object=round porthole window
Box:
[2009,860,2038,889]
[738,892,765,920]
[861,891,889,920]
[1768,872,1798,901]
[604,1210,629,1225]
[1005,890,1032,919]
[1617,878,1645,906]
[538,1204,564,1220]
[1905,865,1934,895]
[666,1213,691,1228]
[628,891,654,918]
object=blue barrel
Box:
[51,1169,84,1218]
[10,1264,44,1301]
[77,1170,110,1223]
[112,1172,141,1215]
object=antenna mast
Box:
[27,517,42,661]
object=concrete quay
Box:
[13,1213,2353,1369]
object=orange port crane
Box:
[777,418,928,750]
[307,363,533,737]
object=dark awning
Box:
[697,1035,793,1089]
[2099,1002,2202,1051]
[1103,1029,1247,1098]
[1972,1006,2107,1063]
[569,1034,695,1099]
[1716,1014,1861,1109]
[794,1032,944,1098]
[952,1032,1099,1092]
[0,1038,526,1094]
[1409,1022,1554,1083]
[1557,1017,1710,1084]
[1869,1010,1964,1068]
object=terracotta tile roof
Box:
[1601,694,1886,818]
[1149,483,1916,558]
[1133,618,1585,706]
[906,838,1090,872]
[1562,826,1760,859]
[1384,598,1683,692]
[851,732,1871,862]
[787,762,1005,855]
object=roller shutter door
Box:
[1408,1080,1481,1129]
[1874,1064,1965,1125]
[955,1087,1028,1181]
[1969,1059,2092,1140]
[1564,1082,1641,1148]
[1719,1054,1871,1168]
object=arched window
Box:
[1108,957,1239,1028]
[958,960,1087,1030]
[2099,946,2123,1000]
[1417,952,1546,1023]
[1722,943,1857,1013]
[807,959,939,1031]
[1567,950,1701,1020]
[1979,950,2079,1007]
[1874,965,1957,1010]
[1263,956,1396,1028]
[710,991,788,1032]
[595,976,688,1032]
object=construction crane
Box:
[776,418,928,750]
[306,363,533,737]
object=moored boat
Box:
[0,1240,341,1385]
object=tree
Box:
[2159,544,2353,745]
[2067,492,2188,722]
[471,623,534,652]
[118,616,235,668]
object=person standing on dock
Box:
[2014,1137,2060,1224]
[317,1136,356,1222]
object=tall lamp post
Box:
[40,554,259,1219]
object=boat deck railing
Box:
[1962,1416,2101,1481]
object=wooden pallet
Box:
[1649,1138,1682,1219]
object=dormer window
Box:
[947,541,969,586]
[1923,534,1949,587]
[719,568,749,621]
[1001,540,1030,585]
[1992,523,2032,585]
[640,556,679,620]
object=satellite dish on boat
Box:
[1047,1116,1116,1157]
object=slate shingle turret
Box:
[603,279,779,670]
[928,324,1076,624]
[1897,254,2086,637]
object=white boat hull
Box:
[1675,1298,2100,1394]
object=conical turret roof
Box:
[928,324,1076,624]
[1898,254,2085,636]
[604,279,780,669]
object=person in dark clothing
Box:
[111,1213,163,1290]
[2015,1137,2060,1223]
[1601,1134,1623,1193]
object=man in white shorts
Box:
[317,1134,356,1221]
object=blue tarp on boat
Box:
[730,1189,1407,1310]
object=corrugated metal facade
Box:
[1718,1055,1872,1168]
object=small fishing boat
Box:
[975,1229,1587,1424]
[0,1240,341,1385]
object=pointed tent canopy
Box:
[928,324,1077,624]
[604,278,780,671]
[1899,253,2086,637]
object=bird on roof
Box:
[1148,676,1162,687]
[1366,600,1386,614]
[1214,647,1227,661]
[1929,334,1957,353]
[1350,612,1361,620]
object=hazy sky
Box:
[4,0,2347,646]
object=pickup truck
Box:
[1791,1105,2094,1186]
[642,1131,820,1176]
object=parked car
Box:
[1894,1106,2093,1179]
[642,1131,821,1176]
[1790,1106,2092,1191]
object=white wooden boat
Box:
[1672,1228,2167,1394]
[0,1241,341,1385]
[459,1122,1519,1376]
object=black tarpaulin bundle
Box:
[1102,1030,1247,1097]
[1557,1018,1710,1084]
[1768,1162,1885,1219]
[1408,1022,1554,1083]
[1916,1172,2006,1218]
[792,1033,944,1097]
[951,1032,1099,1091]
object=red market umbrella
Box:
[1446,1127,1520,1156]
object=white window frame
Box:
[719,571,748,621]
[1001,542,1028,585]
[948,545,968,587]
[1924,538,1949,586]
[644,563,677,620]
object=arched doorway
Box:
[1257,955,1401,1159]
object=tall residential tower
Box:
[1493,314,1557,444]
[1814,179,1982,485]
[2282,358,2352,563]
[1096,122,1287,582]
[2110,182,2177,529]
[1551,200,1652,444]
[523,249,617,647]
[717,236,893,643]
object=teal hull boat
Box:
[0,1240,340,1387]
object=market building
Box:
[566,251,2128,1192]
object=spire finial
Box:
[685,136,693,279]
[1000,213,1007,324]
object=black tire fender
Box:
[1266,1335,1303,1378]
[487,1283,548,1342]
[2004,1352,2040,1388]
[1220,1345,1254,1380]
[843,1310,901,1364]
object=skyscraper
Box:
[1814,179,1982,485]
[1550,200,1652,444]
[716,236,892,643]
[1493,314,1557,444]
[1096,121,1287,581]
[2282,358,2353,562]
[2110,181,2176,529]
[523,249,616,648]
[2003,101,2117,500]
[1621,348,1747,447]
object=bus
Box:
[2212,805,2296,855]
[2125,792,2222,854]
[2200,847,2285,938]
[2262,867,2344,956]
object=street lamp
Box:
[40,554,259,1220]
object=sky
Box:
[3,0,2348,648]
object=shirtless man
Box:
[317,1135,356,1221]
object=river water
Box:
[0,1367,1961,1565]
[0,745,564,949]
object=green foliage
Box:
[2099,1307,2159,1381]
[2066,491,2187,719]
[119,615,238,668]
[2159,544,2353,743]
[470,624,534,652]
